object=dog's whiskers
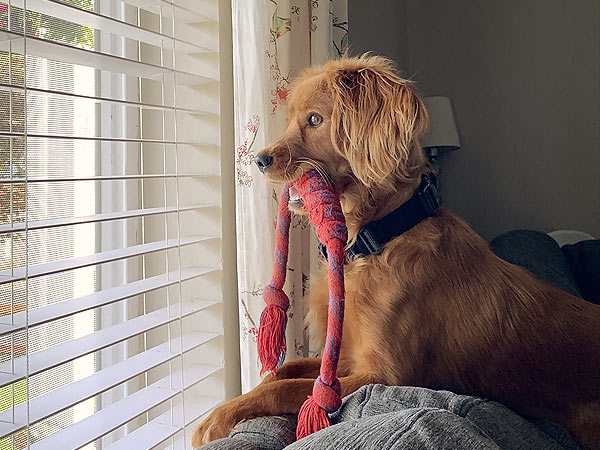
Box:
[297,158,333,186]
[284,140,293,174]
[304,160,327,181]
[284,165,304,184]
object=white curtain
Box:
[232,0,348,392]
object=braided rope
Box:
[257,170,348,439]
[257,185,291,375]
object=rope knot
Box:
[296,172,348,247]
[263,284,289,310]
[311,376,342,413]
[296,376,342,439]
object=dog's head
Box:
[255,55,430,211]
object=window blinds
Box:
[0,0,229,448]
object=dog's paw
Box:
[190,402,246,448]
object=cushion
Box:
[561,240,600,304]
[489,230,582,298]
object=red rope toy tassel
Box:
[256,170,348,440]
[257,185,292,375]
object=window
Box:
[0,0,236,448]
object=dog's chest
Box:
[307,258,405,369]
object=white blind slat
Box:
[0,331,221,439]
[105,395,222,450]
[10,0,215,52]
[0,235,214,285]
[0,322,20,336]
[0,204,212,235]
[2,31,217,83]
[119,0,217,22]
[0,173,208,184]
[0,300,220,389]
[0,83,218,115]
[0,266,217,338]
[0,131,215,147]
[29,364,222,450]
[0,28,14,43]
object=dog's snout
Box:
[255,152,274,173]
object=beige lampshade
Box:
[421,96,460,151]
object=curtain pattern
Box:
[232,0,348,392]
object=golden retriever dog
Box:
[192,55,600,449]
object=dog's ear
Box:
[327,57,429,186]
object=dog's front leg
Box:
[190,372,374,447]
[248,358,323,389]
[262,357,322,383]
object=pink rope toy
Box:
[257,169,348,440]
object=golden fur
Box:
[192,55,600,449]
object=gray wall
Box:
[349,1,600,240]
[348,0,409,71]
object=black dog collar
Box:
[319,174,440,261]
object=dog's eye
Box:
[308,113,323,127]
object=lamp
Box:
[421,96,460,164]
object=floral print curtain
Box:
[232,0,348,392]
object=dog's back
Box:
[406,210,600,448]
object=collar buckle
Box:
[418,176,441,216]
[348,223,384,258]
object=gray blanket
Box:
[198,385,580,449]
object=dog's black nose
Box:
[255,153,274,173]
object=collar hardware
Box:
[319,174,440,261]
[418,176,441,217]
